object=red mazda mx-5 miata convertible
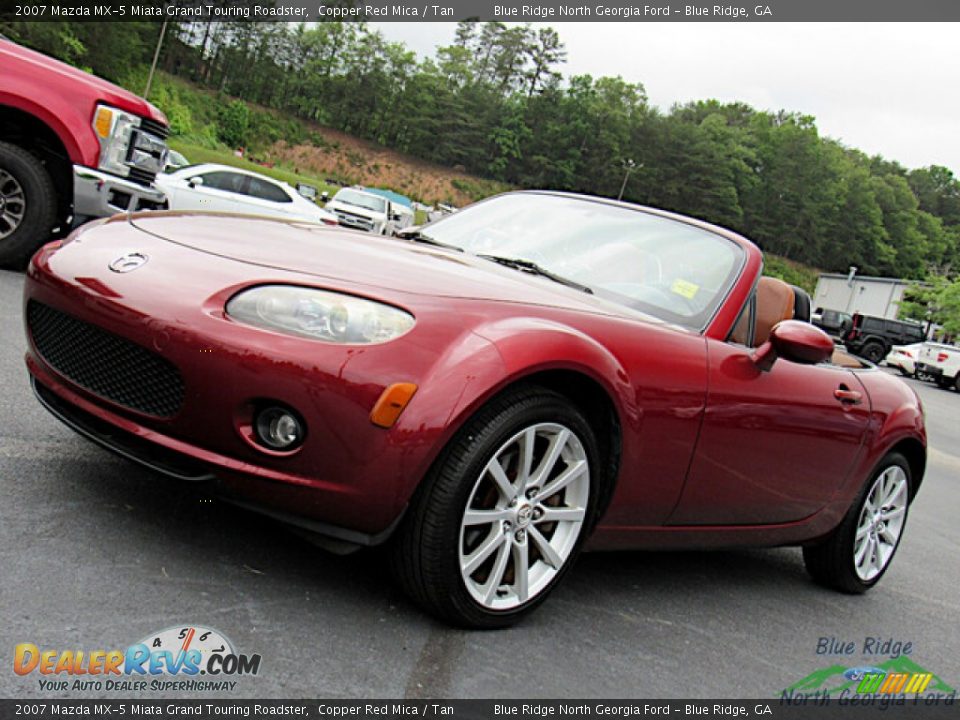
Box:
[23,191,925,627]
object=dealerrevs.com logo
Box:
[14,625,262,692]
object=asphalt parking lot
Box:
[1,266,957,699]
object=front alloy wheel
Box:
[459,423,589,611]
[803,452,912,593]
[392,386,599,628]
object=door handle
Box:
[834,386,862,404]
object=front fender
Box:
[388,317,637,515]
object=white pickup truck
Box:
[916,342,960,390]
[324,187,404,235]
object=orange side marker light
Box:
[370,382,418,428]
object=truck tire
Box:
[0,141,58,268]
[860,341,886,364]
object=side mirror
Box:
[296,183,317,200]
[321,191,329,202]
[187,176,204,188]
[752,320,835,372]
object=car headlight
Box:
[93,104,139,177]
[226,286,415,344]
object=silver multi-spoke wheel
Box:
[459,422,589,610]
[853,465,908,581]
[0,169,26,241]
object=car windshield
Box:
[422,193,745,329]
[334,189,386,213]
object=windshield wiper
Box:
[396,228,463,251]
[477,254,593,294]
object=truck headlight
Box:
[226,286,415,344]
[93,104,139,177]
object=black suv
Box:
[843,313,925,363]
[812,308,853,338]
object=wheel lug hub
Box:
[515,529,526,543]
[526,488,538,500]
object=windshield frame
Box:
[421,191,750,333]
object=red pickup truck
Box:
[0,37,170,266]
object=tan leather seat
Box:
[754,277,796,346]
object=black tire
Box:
[803,452,911,594]
[936,376,952,390]
[860,341,886,364]
[897,367,911,377]
[0,141,58,268]
[390,385,601,628]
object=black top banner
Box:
[5,0,960,22]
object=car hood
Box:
[127,212,660,320]
[1,40,167,125]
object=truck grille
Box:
[139,118,170,140]
[27,301,184,418]
[127,166,158,186]
[334,210,374,231]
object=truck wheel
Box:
[860,342,885,364]
[936,376,952,390]
[0,141,58,268]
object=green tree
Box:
[217,99,250,148]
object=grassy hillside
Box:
[130,70,508,208]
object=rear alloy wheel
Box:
[391,387,599,628]
[861,342,885,364]
[803,453,911,593]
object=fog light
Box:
[254,407,305,450]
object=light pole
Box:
[618,158,639,201]
[144,20,169,101]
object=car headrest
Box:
[755,277,796,346]
[791,285,812,323]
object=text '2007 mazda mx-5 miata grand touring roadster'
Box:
[23,191,925,627]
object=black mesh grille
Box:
[27,301,184,418]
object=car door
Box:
[669,294,872,526]
[172,171,245,214]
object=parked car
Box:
[916,343,960,390]
[156,164,337,226]
[811,308,852,339]
[0,37,169,267]
[843,313,926,364]
[884,343,925,377]
[323,187,403,234]
[23,191,925,627]
[164,150,190,171]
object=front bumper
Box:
[23,230,502,545]
[916,362,943,379]
[73,166,168,219]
